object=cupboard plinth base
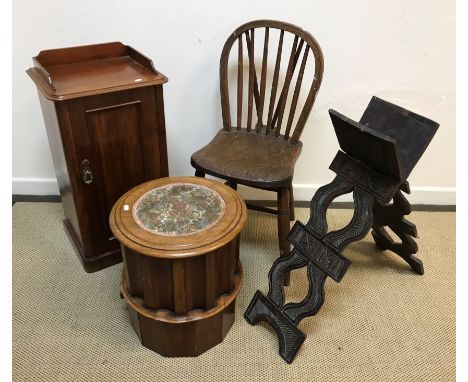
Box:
[63,219,122,273]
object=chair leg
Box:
[195,170,205,177]
[288,181,295,222]
[277,187,291,286]
[225,179,238,190]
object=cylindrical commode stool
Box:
[110,176,247,356]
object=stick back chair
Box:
[191,20,324,284]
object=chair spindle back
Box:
[220,20,324,142]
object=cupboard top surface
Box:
[110,177,247,259]
[26,41,168,101]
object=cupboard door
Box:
[68,87,162,256]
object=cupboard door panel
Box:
[69,89,160,256]
[86,101,145,215]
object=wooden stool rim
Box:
[109,176,247,259]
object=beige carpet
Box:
[13,202,455,381]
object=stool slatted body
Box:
[110,177,247,356]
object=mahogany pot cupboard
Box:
[27,42,169,272]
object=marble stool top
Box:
[132,183,226,236]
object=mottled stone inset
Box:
[133,183,225,236]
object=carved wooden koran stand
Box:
[245,96,439,363]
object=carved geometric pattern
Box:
[267,250,309,307]
[329,151,400,203]
[307,176,353,237]
[324,188,374,252]
[288,223,349,282]
[283,264,327,324]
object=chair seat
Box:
[191,128,303,188]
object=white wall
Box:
[12,0,455,204]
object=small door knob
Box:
[81,159,93,185]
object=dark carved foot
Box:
[245,291,306,364]
[372,183,424,274]
[372,227,423,274]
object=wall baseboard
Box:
[237,184,456,206]
[12,177,59,195]
[12,177,456,205]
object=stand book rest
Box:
[244,96,439,363]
